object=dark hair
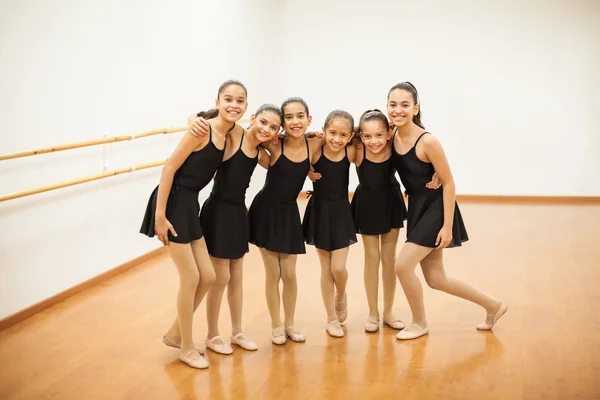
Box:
[197,79,248,119]
[387,81,424,129]
[281,97,310,116]
[254,103,283,125]
[358,109,389,134]
[324,109,354,133]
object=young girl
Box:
[200,104,282,354]
[303,110,357,338]
[350,109,408,333]
[388,81,507,340]
[139,80,247,368]
[248,98,323,345]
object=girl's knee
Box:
[331,264,347,276]
[394,259,413,277]
[281,267,297,285]
[265,267,281,283]
[200,269,216,289]
[424,273,446,291]
[214,270,231,286]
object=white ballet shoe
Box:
[179,349,209,369]
[326,320,345,338]
[477,302,508,330]
[163,334,204,355]
[231,333,258,351]
[272,327,287,345]
[285,326,306,342]
[205,335,233,355]
[364,316,380,333]
[395,323,429,340]
[383,315,406,330]
[335,292,348,323]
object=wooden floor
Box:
[1,201,600,399]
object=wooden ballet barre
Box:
[0,119,250,162]
[0,127,189,161]
[0,160,166,202]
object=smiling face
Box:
[250,110,281,143]
[360,120,390,154]
[324,118,353,153]
[282,101,311,138]
[387,88,419,129]
[216,84,248,123]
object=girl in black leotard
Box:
[200,104,281,355]
[350,110,408,334]
[248,98,323,345]
[303,110,358,338]
[388,81,507,340]
[139,80,247,369]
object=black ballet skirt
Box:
[302,147,357,251]
[248,138,310,254]
[350,146,406,235]
[200,130,259,259]
[392,131,468,248]
[139,127,224,244]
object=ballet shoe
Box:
[272,327,287,345]
[326,320,345,338]
[205,335,233,355]
[477,302,508,330]
[285,326,306,342]
[231,333,258,351]
[364,316,380,333]
[395,323,429,340]
[335,292,348,323]
[383,315,405,330]
[179,349,209,369]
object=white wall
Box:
[279,0,600,196]
[1,0,598,319]
[0,0,280,319]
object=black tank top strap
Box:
[413,131,430,148]
[281,137,285,153]
[239,129,245,150]
[363,142,367,158]
[304,137,309,159]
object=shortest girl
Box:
[303,110,357,338]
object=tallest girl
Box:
[389,81,507,340]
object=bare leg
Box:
[280,253,298,328]
[394,242,434,337]
[166,238,216,341]
[362,234,381,320]
[228,257,258,350]
[228,257,245,335]
[317,249,336,322]
[420,249,503,325]
[317,248,344,337]
[381,229,402,326]
[260,248,283,329]
[206,257,231,344]
[167,243,200,357]
[331,247,349,305]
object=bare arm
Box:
[155,132,207,244]
[346,141,357,164]
[257,147,271,170]
[422,135,455,248]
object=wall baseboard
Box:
[0,246,167,332]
